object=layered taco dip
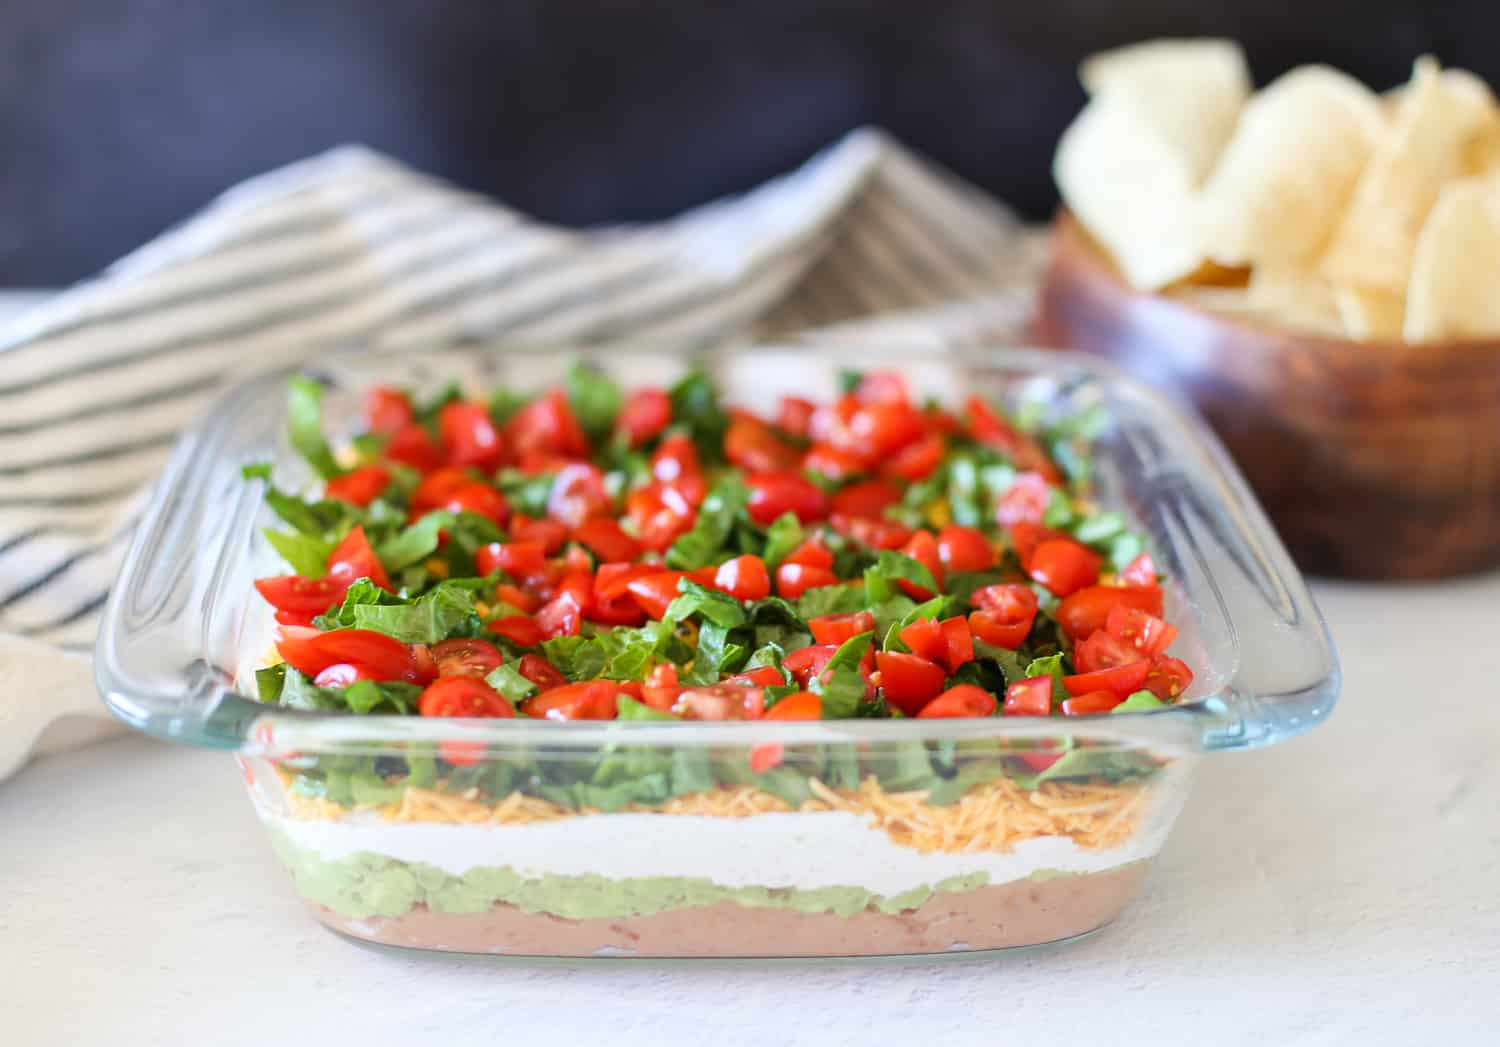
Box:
[238,362,1198,957]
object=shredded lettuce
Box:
[664,579,747,628]
[760,512,805,569]
[863,550,938,603]
[665,474,747,570]
[484,663,538,705]
[287,376,342,480]
[565,361,622,440]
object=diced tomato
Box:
[898,618,947,663]
[803,443,867,482]
[938,616,974,671]
[273,608,317,628]
[279,627,419,682]
[509,514,569,554]
[724,665,785,688]
[254,574,351,615]
[1002,675,1053,716]
[431,638,505,679]
[897,530,945,599]
[364,386,415,435]
[588,577,650,627]
[505,389,589,460]
[964,396,1061,483]
[1073,630,1143,675]
[475,541,548,582]
[1026,538,1102,597]
[616,387,672,447]
[409,643,439,684]
[782,644,837,687]
[438,402,505,471]
[418,676,514,718]
[784,538,835,569]
[313,663,376,689]
[1063,659,1150,700]
[673,684,765,721]
[1118,551,1159,588]
[830,399,925,463]
[854,370,912,405]
[749,743,784,773]
[324,465,391,507]
[625,485,695,552]
[726,414,800,473]
[967,583,1039,648]
[746,471,829,526]
[1105,605,1177,658]
[487,615,546,648]
[778,396,817,439]
[410,467,473,513]
[764,691,821,721]
[829,479,902,520]
[1015,750,1064,773]
[592,562,654,601]
[884,433,944,482]
[917,684,998,719]
[808,610,875,646]
[715,555,771,602]
[1008,522,1066,565]
[996,471,1052,528]
[626,572,687,619]
[1144,656,1194,701]
[1055,584,1165,641]
[641,662,683,712]
[572,518,641,563]
[651,433,702,483]
[440,482,511,528]
[492,583,540,613]
[328,525,391,590]
[546,462,611,529]
[1061,690,1124,716]
[776,563,839,599]
[383,423,443,472]
[829,513,913,551]
[535,589,584,639]
[936,525,995,572]
[516,653,567,691]
[875,651,946,717]
[522,680,619,720]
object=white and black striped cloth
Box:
[0,127,1039,773]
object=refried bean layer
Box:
[313,863,1148,957]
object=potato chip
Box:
[1464,116,1500,176]
[1246,266,1344,336]
[1405,176,1500,342]
[1079,38,1250,182]
[1197,66,1385,269]
[1320,58,1497,293]
[1055,41,1249,290]
[1334,286,1405,341]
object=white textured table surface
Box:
[4,576,1499,1045]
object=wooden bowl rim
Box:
[1050,209,1500,362]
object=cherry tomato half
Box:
[764,691,822,721]
[1061,690,1123,716]
[365,386,415,435]
[255,574,351,615]
[875,651,946,717]
[431,638,505,679]
[1002,675,1053,716]
[1104,605,1178,659]
[438,402,505,471]
[917,684,998,719]
[775,563,839,599]
[324,465,391,507]
[1063,659,1150,700]
[715,555,771,602]
[1055,584,1165,642]
[328,525,391,591]
[418,676,514,718]
[936,525,994,572]
[746,471,829,526]
[616,387,672,448]
[808,610,875,646]
[1026,538,1102,597]
[522,680,620,720]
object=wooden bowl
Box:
[1034,210,1500,580]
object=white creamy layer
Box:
[266,808,1171,896]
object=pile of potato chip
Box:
[1054,40,1500,343]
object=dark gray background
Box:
[2,1,1493,284]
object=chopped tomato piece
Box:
[996,472,1052,528]
[884,433,944,482]
[516,653,567,691]
[492,583,540,613]
[673,684,765,721]
[715,555,771,602]
[1144,656,1194,701]
[1118,551,1159,588]
[854,370,911,405]
[808,610,875,646]
[1002,675,1053,716]
[749,743,784,773]
[725,414,800,473]
[784,538,835,569]
[626,572,686,619]
[803,443,867,482]
[938,616,974,671]
[431,638,505,679]
[546,463,611,529]
[535,588,585,638]
[936,525,995,572]
[964,396,1061,483]
[1026,538,1102,597]
[724,665,786,688]
[1061,690,1123,716]
[383,423,443,472]
[439,481,511,528]
[829,479,903,519]
[626,484,695,552]
[505,389,589,460]
[616,387,672,447]
[438,402,505,471]
[572,518,642,563]
[967,584,1039,649]
[917,684,998,719]
[775,563,839,599]
[782,644,837,687]
[746,471,829,525]
[875,651,946,717]
[281,627,419,682]
[651,433,702,484]
[829,513,913,550]
[487,616,546,648]
[1055,584,1164,641]
[641,662,683,712]
[324,465,391,507]
[1063,659,1150,700]
[411,467,475,513]
[898,618,947,663]
[1104,605,1178,658]
[764,691,821,721]
[777,396,817,439]
[418,676,514,719]
[521,680,619,720]
[1073,630,1143,675]
[364,386,415,435]
[475,541,548,582]
[509,514,568,554]
[255,574,351,615]
[831,400,925,462]
[328,525,391,591]
[897,530,944,599]
[273,608,317,628]
[313,663,376,689]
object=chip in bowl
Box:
[1404,175,1500,342]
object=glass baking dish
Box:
[96,343,1339,959]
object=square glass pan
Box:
[97,342,1339,761]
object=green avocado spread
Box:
[269,828,998,922]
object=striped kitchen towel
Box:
[0,127,1041,779]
